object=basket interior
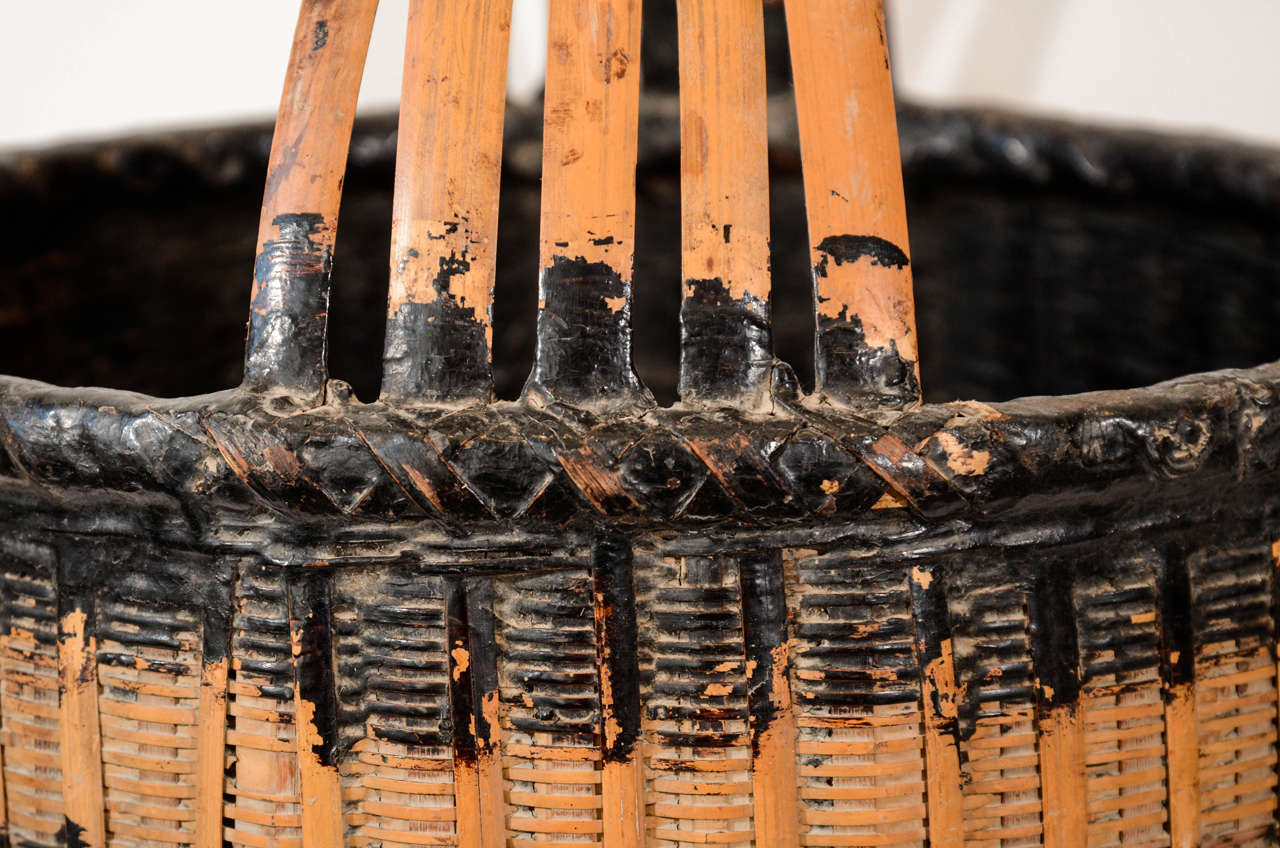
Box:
[2,107,1278,406]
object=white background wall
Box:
[4,0,1279,151]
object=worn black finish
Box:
[445,576,479,765]
[1159,549,1197,691]
[737,550,788,757]
[528,256,648,406]
[382,250,492,402]
[678,277,773,403]
[1028,565,1083,710]
[286,566,340,767]
[811,234,919,404]
[464,577,500,753]
[908,560,963,756]
[244,212,334,400]
[591,536,642,763]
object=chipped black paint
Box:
[812,235,919,406]
[908,561,965,763]
[244,212,333,399]
[678,277,772,402]
[591,536,642,763]
[286,567,340,768]
[817,309,920,407]
[202,557,236,666]
[61,818,89,848]
[465,578,500,752]
[1028,566,1083,709]
[814,234,909,276]
[445,576,479,765]
[526,255,648,405]
[312,19,329,51]
[382,249,491,401]
[738,550,787,757]
[1158,549,1196,691]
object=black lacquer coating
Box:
[1028,565,1083,709]
[528,256,648,405]
[287,567,341,767]
[244,213,333,399]
[382,249,491,401]
[592,536,642,763]
[678,277,772,403]
[738,550,788,757]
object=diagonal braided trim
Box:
[0,361,1278,531]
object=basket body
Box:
[1,104,1280,848]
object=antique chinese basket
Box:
[2,1,1280,847]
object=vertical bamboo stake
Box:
[0,717,6,846]
[784,0,920,406]
[243,0,379,401]
[908,565,964,848]
[1028,571,1088,848]
[466,580,506,848]
[195,570,233,848]
[739,552,801,848]
[193,659,229,848]
[57,606,106,848]
[1160,554,1201,848]
[1272,539,1280,841]
[287,569,345,847]
[446,578,489,848]
[592,538,645,848]
[528,0,647,404]
[676,0,773,406]
[382,0,513,402]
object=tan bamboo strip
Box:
[57,609,106,848]
[292,703,344,844]
[783,0,920,406]
[591,541,644,848]
[529,0,645,402]
[195,657,229,848]
[1165,681,1200,847]
[243,0,379,398]
[540,0,641,277]
[382,0,512,401]
[475,687,504,848]
[675,0,772,404]
[739,553,800,848]
[918,641,963,848]
[290,591,345,848]
[907,566,962,848]
[1035,706,1088,848]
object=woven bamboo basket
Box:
[2,2,1280,847]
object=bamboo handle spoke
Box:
[382,0,513,403]
[528,0,648,406]
[785,0,920,407]
[243,0,379,402]
[676,0,774,407]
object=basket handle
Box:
[244,0,919,409]
[786,0,920,407]
[242,0,378,401]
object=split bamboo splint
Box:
[2,2,1280,848]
